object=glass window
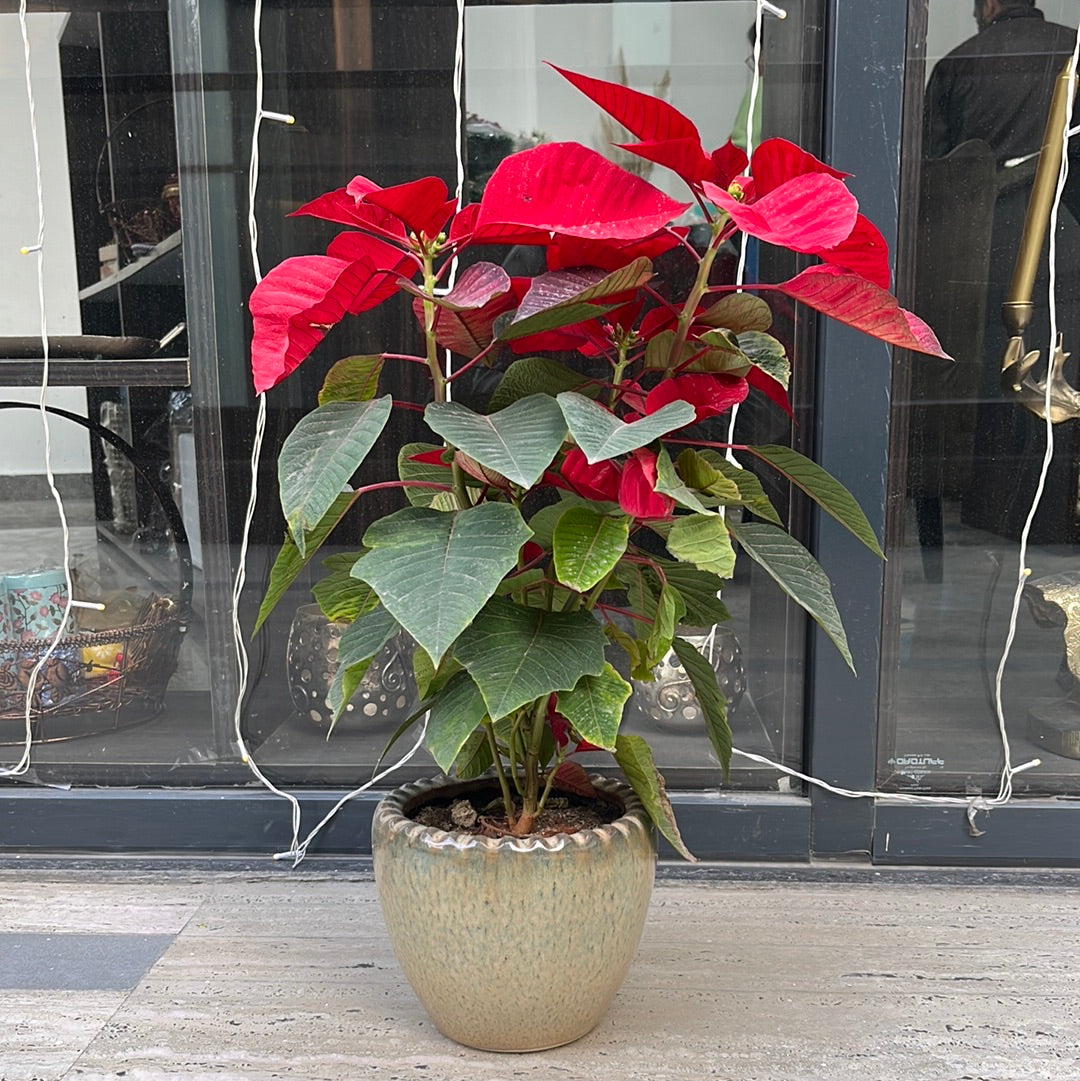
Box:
[0,3,220,782]
[1,0,829,795]
[234,0,827,793]
[884,0,1080,795]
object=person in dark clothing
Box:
[918,0,1080,545]
[924,1,1078,168]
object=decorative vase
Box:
[629,625,746,731]
[285,603,418,729]
[371,774,656,1052]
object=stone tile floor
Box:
[1,864,1077,1081]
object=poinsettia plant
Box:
[249,64,947,858]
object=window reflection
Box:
[887,0,1080,794]
[0,5,208,780]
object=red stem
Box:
[595,603,652,626]
[663,437,747,451]
[445,339,499,383]
[383,353,429,365]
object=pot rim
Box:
[373,773,654,856]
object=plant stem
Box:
[483,718,516,826]
[608,340,630,408]
[665,221,726,374]
[512,697,548,835]
[420,250,470,509]
[421,252,446,404]
[536,750,566,817]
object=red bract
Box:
[475,142,689,241]
[619,449,674,519]
[705,173,858,254]
[548,63,715,187]
[711,141,749,190]
[326,232,421,310]
[546,232,682,273]
[290,181,408,244]
[645,373,749,423]
[777,265,950,359]
[746,138,849,198]
[817,213,890,290]
[250,255,398,393]
[747,365,794,418]
[561,447,621,502]
[362,176,457,240]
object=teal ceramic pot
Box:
[372,774,656,1052]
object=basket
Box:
[0,404,192,735]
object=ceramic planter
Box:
[371,774,656,1052]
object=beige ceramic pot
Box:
[371,774,656,1052]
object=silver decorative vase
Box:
[285,603,418,729]
[630,625,746,731]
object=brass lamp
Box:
[1000,61,1080,423]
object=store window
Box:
[0,3,216,783]
[884,0,1080,795]
[2,0,829,797]
[236,0,827,793]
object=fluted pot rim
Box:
[373,773,654,856]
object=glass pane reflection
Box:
[885,0,1080,794]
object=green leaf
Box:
[312,570,380,624]
[614,734,694,861]
[675,449,742,503]
[552,508,629,592]
[738,331,790,389]
[727,519,853,671]
[452,728,494,779]
[412,647,437,699]
[667,514,737,579]
[326,606,400,726]
[494,567,546,597]
[697,293,773,333]
[321,550,366,573]
[496,299,621,342]
[318,354,384,405]
[425,395,566,489]
[655,448,716,514]
[697,451,783,525]
[489,356,597,412]
[746,445,884,558]
[646,583,684,669]
[412,649,462,700]
[372,702,432,777]
[527,493,617,551]
[453,598,607,720]
[605,621,650,682]
[352,503,532,665]
[425,671,489,773]
[254,492,355,634]
[557,663,632,751]
[671,637,732,777]
[558,391,694,463]
[652,560,731,628]
[279,397,392,554]
[643,328,748,373]
[397,442,452,507]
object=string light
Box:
[1,1,76,780]
[718,19,1080,834]
[230,0,469,865]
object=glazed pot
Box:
[371,774,656,1052]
